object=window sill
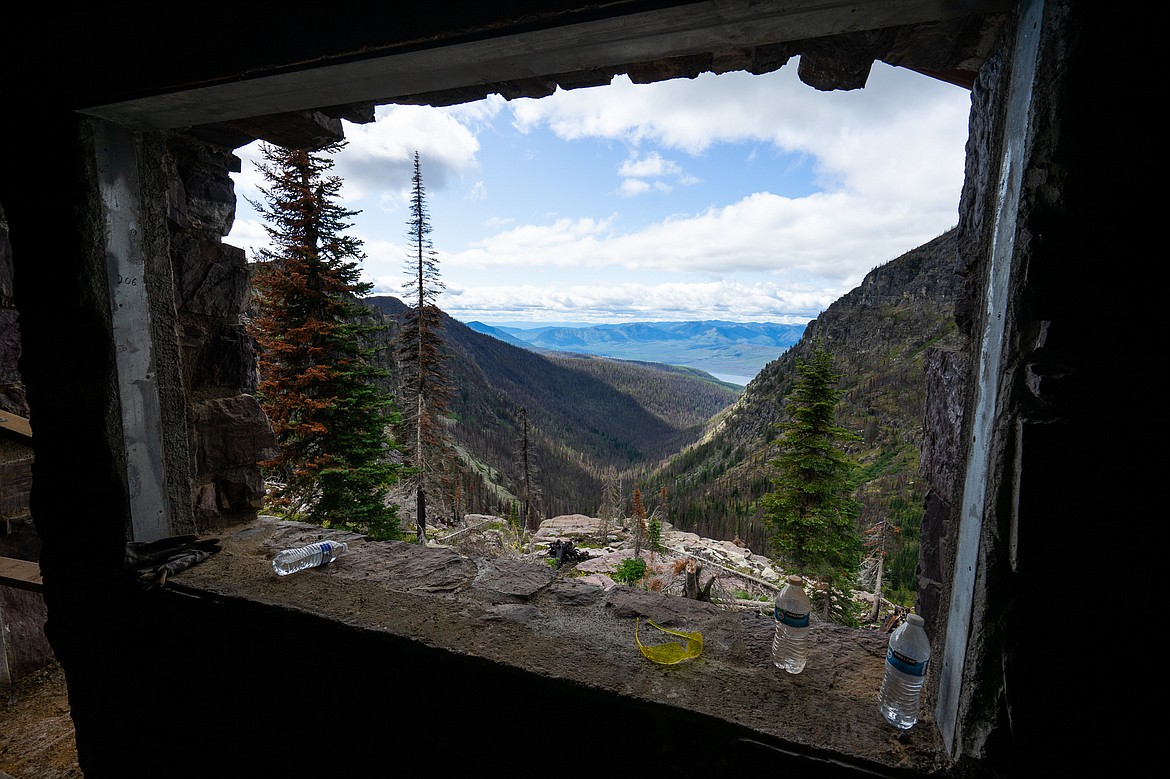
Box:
[173,517,949,775]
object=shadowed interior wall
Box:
[0,2,1145,776]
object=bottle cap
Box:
[907,613,924,625]
[787,575,803,585]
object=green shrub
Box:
[613,557,647,584]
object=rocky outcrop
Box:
[918,346,969,628]
[442,513,932,626]
[191,395,277,522]
[167,134,273,528]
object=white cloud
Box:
[450,215,613,269]
[441,94,506,125]
[615,151,699,195]
[336,105,483,203]
[618,178,651,197]
[438,280,829,323]
[227,59,968,326]
[619,152,682,178]
[224,217,269,260]
[445,189,953,287]
[511,63,969,206]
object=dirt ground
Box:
[0,661,81,779]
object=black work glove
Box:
[125,535,222,588]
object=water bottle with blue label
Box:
[878,613,931,729]
[772,575,811,673]
[271,540,348,576]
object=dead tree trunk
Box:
[684,559,716,601]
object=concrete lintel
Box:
[77,0,1014,129]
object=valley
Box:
[358,227,961,609]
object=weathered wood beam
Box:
[0,556,42,592]
[0,411,31,439]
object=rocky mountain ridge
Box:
[640,228,963,602]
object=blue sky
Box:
[226,59,971,327]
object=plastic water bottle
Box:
[878,613,931,729]
[772,575,811,673]
[272,540,348,576]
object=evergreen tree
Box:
[397,151,456,543]
[761,344,862,623]
[248,141,400,539]
[597,466,621,546]
[631,485,648,558]
[647,486,668,553]
[515,405,541,531]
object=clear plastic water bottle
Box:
[772,575,811,673]
[271,540,348,576]
[878,612,931,729]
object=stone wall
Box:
[0,202,32,538]
[0,129,279,686]
[0,200,33,545]
[164,133,276,531]
[0,201,52,686]
[1,128,278,537]
[0,203,26,419]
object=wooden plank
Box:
[0,411,32,439]
[0,556,43,591]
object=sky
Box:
[225,59,971,328]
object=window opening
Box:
[226,58,972,625]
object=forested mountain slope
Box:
[361,297,740,518]
[639,228,963,604]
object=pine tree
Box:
[647,486,668,553]
[761,343,862,624]
[631,485,648,559]
[515,405,541,531]
[397,151,455,543]
[597,466,620,546]
[248,141,400,539]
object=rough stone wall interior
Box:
[0,200,54,686]
[921,2,1093,764]
[0,202,28,419]
[957,23,1013,765]
[919,346,968,636]
[0,587,53,683]
[902,14,1016,746]
[0,200,34,537]
[166,134,276,532]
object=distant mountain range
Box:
[463,320,806,384]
